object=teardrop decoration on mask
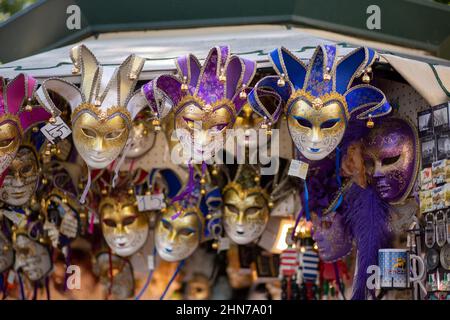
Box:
[277,73,286,87]
[181,76,189,92]
[239,84,247,100]
[219,67,226,83]
[362,67,372,84]
[25,98,33,112]
[366,114,375,128]
[323,67,331,81]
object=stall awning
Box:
[0,24,449,105]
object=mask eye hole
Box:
[210,123,228,132]
[293,116,312,129]
[382,154,401,166]
[81,128,96,138]
[161,219,172,230]
[102,218,116,228]
[20,164,34,176]
[320,118,340,129]
[122,216,137,226]
[245,207,262,216]
[183,117,195,129]
[225,204,239,214]
[178,228,195,237]
[0,138,14,148]
[105,129,124,140]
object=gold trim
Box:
[71,103,132,124]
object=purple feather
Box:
[342,183,392,300]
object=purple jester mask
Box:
[363,117,419,204]
[312,212,353,262]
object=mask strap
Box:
[45,276,51,300]
[330,147,344,212]
[108,248,114,297]
[159,259,185,300]
[134,247,157,300]
[79,167,91,204]
[112,137,133,188]
[18,273,25,300]
[333,262,346,300]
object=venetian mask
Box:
[99,196,149,257]
[363,117,419,204]
[0,74,50,177]
[14,234,52,281]
[312,212,353,262]
[223,182,270,244]
[142,46,256,163]
[155,203,202,262]
[0,232,14,273]
[94,252,135,299]
[248,45,391,162]
[126,120,155,158]
[0,146,39,206]
[234,104,265,150]
[35,45,146,171]
[185,274,211,300]
[287,92,347,160]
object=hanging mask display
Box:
[222,157,294,245]
[222,164,270,245]
[142,46,256,162]
[0,146,39,207]
[99,193,149,257]
[233,104,266,150]
[35,45,147,202]
[363,117,420,204]
[185,273,211,300]
[0,74,50,182]
[311,211,353,262]
[248,45,391,161]
[0,231,14,273]
[93,251,135,299]
[155,166,222,262]
[13,223,52,282]
[125,110,157,159]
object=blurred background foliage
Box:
[0,0,37,22]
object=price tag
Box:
[136,193,166,212]
[288,159,309,180]
[218,236,230,252]
[1,209,25,226]
[40,116,72,144]
[147,255,155,270]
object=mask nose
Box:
[195,130,210,147]
[373,162,384,178]
[237,211,245,226]
[168,230,177,244]
[93,137,104,152]
[114,223,125,235]
[311,127,321,144]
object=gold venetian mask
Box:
[234,104,265,149]
[0,120,21,174]
[99,195,149,257]
[126,120,155,158]
[287,91,347,161]
[174,96,235,161]
[155,203,202,262]
[0,146,39,206]
[223,182,270,244]
[72,108,130,169]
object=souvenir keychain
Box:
[425,212,436,248]
[436,210,447,247]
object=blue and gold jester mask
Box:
[248,45,391,161]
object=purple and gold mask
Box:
[142,46,256,162]
[363,117,419,204]
[312,212,353,262]
[0,74,50,181]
